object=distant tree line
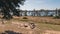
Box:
[13,9,60,17]
[0,8,60,19]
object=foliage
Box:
[53,16,60,19]
[0,0,25,20]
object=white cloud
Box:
[20,0,60,10]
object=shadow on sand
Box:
[1,30,22,34]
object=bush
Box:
[22,17,28,19]
[53,16,60,19]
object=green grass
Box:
[37,23,60,31]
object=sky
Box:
[20,0,60,10]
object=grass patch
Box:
[38,21,60,25]
[37,23,60,31]
[20,19,32,22]
[53,16,60,19]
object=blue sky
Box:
[20,0,60,10]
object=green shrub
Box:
[53,16,60,19]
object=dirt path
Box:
[0,21,39,34]
[0,21,60,34]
